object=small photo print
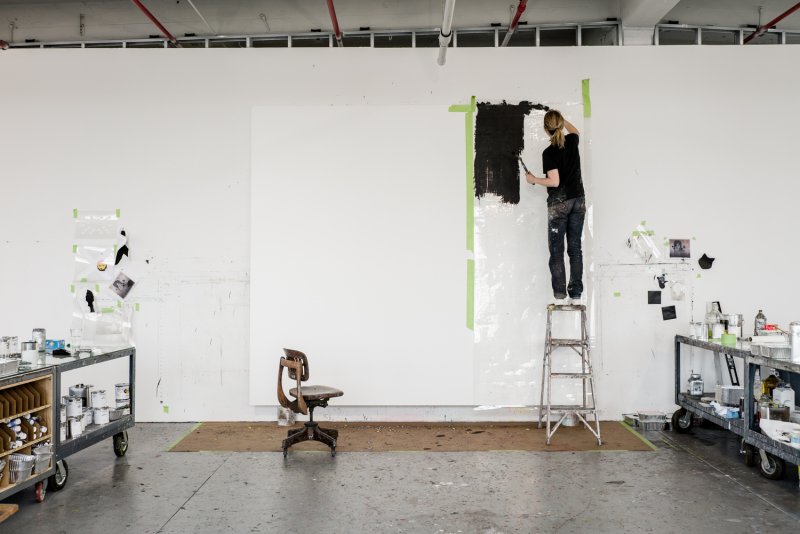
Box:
[669,239,690,259]
[109,271,135,299]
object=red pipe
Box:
[501,0,528,47]
[130,0,181,47]
[509,0,528,32]
[326,0,343,47]
[744,2,800,44]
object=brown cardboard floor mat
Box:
[169,421,654,453]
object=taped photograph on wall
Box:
[669,239,690,258]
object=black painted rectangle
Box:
[662,305,677,321]
[648,291,661,305]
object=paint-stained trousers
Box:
[547,196,585,299]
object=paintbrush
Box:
[516,155,531,174]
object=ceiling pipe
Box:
[501,0,528,47]
[744,1,800,44]
[437,0,457,66]
[325,0,343,47]
[129,0,181,47]
[186,0,216,36]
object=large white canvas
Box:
[249,105,473,406]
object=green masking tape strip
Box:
[449,96,476,252]
[631,231,641,237]
[697,273,702,279]
[166,422,203,451]
[80,278,88,283]
[72,244,77,253]
[100,307,115,314]
[613,291,621,297]
[116,208,121,218]
[135,303,140,312]
[114,244,118,256]
[619,421,658,451]
[117,300,122,308]
[70,284,75,294]
[467,259,475,330]
[640,220,647,226]
[95,284,100,293]
[73,208,78,219]
[582,79,592,118]
[163,405,169,414]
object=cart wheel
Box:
[758,451,785,480]
[671,408,693,433]
[35,480,46,503]
[48,459,69,492]
[741,441,756,467]
[113,431,129,457]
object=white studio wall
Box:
[1,46,799,421]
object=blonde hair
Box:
[544,110,565,149]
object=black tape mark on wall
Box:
[474,101,548,204]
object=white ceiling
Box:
[1,0,799,43]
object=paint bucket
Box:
[59,405,66,423]
[93,406,110,425]
[115,383,130,404]
[69,384,92,407]
[65,396,82,418]
[83,407,93,426]
[60,423,67,442]
[68,416,83,439]
[90,389,107,408]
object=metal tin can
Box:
[90,389,107,408]
[83,407,93,426]
[790,322,800,363]
[115,383,130,403]
[65,396,83,417]
[93,406,110,425]
[59,405,67,423]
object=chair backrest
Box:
[277,348,309,415]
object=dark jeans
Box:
[547,196,585,299]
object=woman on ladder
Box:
[524,109,586,305]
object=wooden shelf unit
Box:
[0,373,53,490]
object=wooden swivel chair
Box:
[277,348,344,457]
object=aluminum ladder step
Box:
[550,372,593,379]
[548,405,596,412]
[549,338,587,347]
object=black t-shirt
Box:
[541,133,584,206]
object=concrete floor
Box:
[2,422,799,533]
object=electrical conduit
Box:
[437,0,457,66]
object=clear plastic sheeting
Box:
[74,210,120,240]
[474,102,592,408]
[71,209,135,349]
[73,244,115,282]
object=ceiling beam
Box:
[620,0,682,28]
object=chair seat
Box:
[289,385,344,401]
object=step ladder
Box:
[538,303,602,445]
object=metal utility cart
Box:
[44,347,136,493]
[674,335,800,480]
[0,366,56,503]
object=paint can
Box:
[32,328,46,352]
[83,407,93,426]
[68,415,83,439]
[90,389,107,408]
[790,322,800,363]
[115,383,130,404]
[687,371,704,396]
[60,423,67,442]
[59,405,67,424]
[65,396,83,418]
[69,384,92,407]
[93,406,110,425]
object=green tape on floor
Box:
[619,421,658,451]
[467,259,474,331]
[167,422,203,452]
[73,208,78,219]
[582,79,592,118]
